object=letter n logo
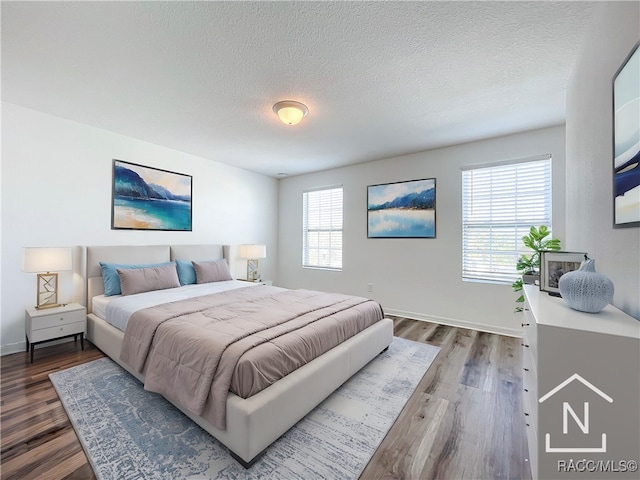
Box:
[563,402,589,434]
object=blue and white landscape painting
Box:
[112,160,192,231]
[614,44,640,226]
[368,178,436,238]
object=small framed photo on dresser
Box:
[540,251,587,296]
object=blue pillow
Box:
[100,261,175,296]
[176,260,197,286]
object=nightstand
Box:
[25,303,86,363]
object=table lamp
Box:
[22,247,73,309]
[239,244,266,282]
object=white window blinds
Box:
[462,156,552,283]
[303,186,343,270]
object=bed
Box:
[82,244,394,467]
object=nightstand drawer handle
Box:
[60,317,64,321]
[521,323,530,327]
[523,368,529,372]
[60,327,64,331]
[521,343,529,347]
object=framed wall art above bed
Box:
[111,159,193,231]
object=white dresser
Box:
[522,285,639,480]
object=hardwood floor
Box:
[0,318,530,480]
[361,318,531,480]
[1,342,103,479]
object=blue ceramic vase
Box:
[558,259,614,313]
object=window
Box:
[462,155,552,283]
[303,186,343,270]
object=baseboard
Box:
[385,308,522,337]
[0,341,26,356]
[1,336,76,356]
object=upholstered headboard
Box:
[170,244,229,262]
[84,244,230,313]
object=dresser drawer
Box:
[523,368,539,479]
[521,305,537,360]
[522,377,538,427]
[524,418,538,480]
[523,368,538,416]
[29,321,85,343]
[31,308,85,330]
[522,337,536,377]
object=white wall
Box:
[278,125,566,336]
[1,103,279,353]
[565,2,640,320]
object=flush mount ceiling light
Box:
[273,101,308,126]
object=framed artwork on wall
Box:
[367,178,436,238]
[613,41,640,228]
[540,251,587,295]
[111,159,192,231]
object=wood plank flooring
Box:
[0,318,530,480]
[361,318,530,480]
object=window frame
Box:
[302,185,344,271]
[461,154,552,284]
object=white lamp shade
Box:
[239,244,267,259]
[22,247,73,272]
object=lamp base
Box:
[246,259,260,282]
[36,272,60,309]
[35,303,62,310]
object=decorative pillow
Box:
[192,259,233,284]
[117,263,180,296]
[100,261,174,296]
[176,260,197,286]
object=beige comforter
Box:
[120,286,383,429]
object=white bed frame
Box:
[82,244,394,467]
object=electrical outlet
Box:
[367,283,373,292]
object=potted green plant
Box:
[512,226,561,307]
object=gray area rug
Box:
[50,337,440,480]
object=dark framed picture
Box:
[613,41,640,228]
[111,159,192,231]
[540,251,586,295]
[367,178,436,238]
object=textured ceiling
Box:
[2,1,596,177]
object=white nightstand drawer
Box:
[31,309,85,330]
[25,303,87,362]
[29,321,85,343]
